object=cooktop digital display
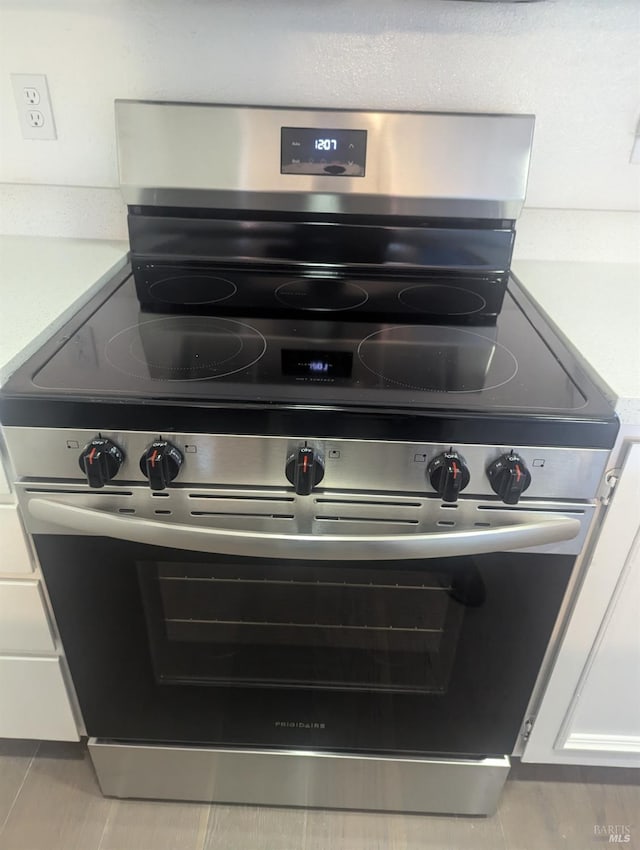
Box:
[281,349,354,380]
[281,127,367,177]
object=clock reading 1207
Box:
[314,139,338,152]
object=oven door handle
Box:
[28,497,581,560]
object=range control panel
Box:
[3,427,609,503]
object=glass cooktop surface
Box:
[20,275,593,414]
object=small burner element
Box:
[105,316,267,381]
[148,275,237,305]
[357,325,518,393]
[398,284,487,316]
[275,279,368,311]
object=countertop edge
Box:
[1,244,128,386]
[511,261,640,427]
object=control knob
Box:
[487,452,531,505]
[78,437,124,488]
[285,446,325,496]
[427,450,470,503]
[140,440,183,491]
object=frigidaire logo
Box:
[274,720,326,730]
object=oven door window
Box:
[139,559,469,694]
[36,535,573,757]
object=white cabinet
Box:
[0,580,55,653]
[0,656,78,741]
[0,490,79,741]
[0,504,34,573]
[565,534,639,755]
[523,436,640,766]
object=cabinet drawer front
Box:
[0,504,33,573]
[0,656,79,740]
[0,580,55,652]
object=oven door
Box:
[33,518,578,758]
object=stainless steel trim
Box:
[3,427,610,501]
[89,739,510,815]
[28,497,580,559]
[115,101,534,219]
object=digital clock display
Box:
[314,139,337,152]
[281,127,367,177]
[281,349,353,380]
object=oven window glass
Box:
[36,534,574,756]
[138,559,471,694]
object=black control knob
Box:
[78,437,124,488]
[487,452,532,505]
[428,449,470,503]
[140,440,183,491]
[285,446,325,496]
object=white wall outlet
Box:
[24,87,40,105]
[11,73,57,140]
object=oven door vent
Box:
[314,495,423,532]
[188,491,298,530]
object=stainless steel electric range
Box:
[0,102,619,816]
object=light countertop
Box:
[1,237,638,425]
[512,260,640,426]
[0,235,128,385]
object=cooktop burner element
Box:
[105,316,267,381]
[398,284,487,317]
[357,325,518,393]
[148,275,237,306]
[275,279,369,311]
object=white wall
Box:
[1,0,638,208]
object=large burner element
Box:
[275,279,368,311]
[105,316,267,381]
[356,325,518,393]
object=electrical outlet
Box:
[28,110,45,128]
[11,73,57,140]
[24,87,40,105]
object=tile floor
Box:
[0,740,638,850]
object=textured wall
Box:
[0,0,638,212]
